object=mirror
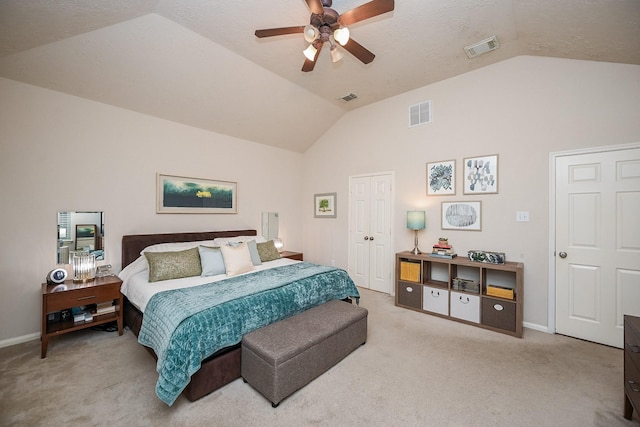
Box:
[261,212,279,241]
[57,211,104,264]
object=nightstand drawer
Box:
[45,284,119,312]
[625,352,640,410]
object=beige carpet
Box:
[1,288,638,427]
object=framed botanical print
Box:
[427,159,455,195]
[441,201,482,231]
[314,193,337,218]
[463,154,498,194]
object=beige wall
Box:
[1,56,639,344]
[302,56,640,329]
[0,78,305,343]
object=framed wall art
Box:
[441,201,482,231]
[427,159,456,195]
[463,154,498,194]
[157,174,237,214]
[314,192,337,218]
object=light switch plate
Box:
[516,211,530,222]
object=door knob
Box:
[369,236,374,241]
[364,236,369,240]
[559,252,567,258]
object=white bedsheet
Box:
[119,256,299,313]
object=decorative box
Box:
[452,277,480,293]
[400,261,421,282]
[468,250,506,264]
[487,284,515,300]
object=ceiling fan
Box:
[255,0,395,72]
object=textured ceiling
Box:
[1,0,639,152]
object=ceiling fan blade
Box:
[302,42,324,72]
[338,0,394,26]
[255,26,304,38]
[342,38,375,64]
[305,0,325,15]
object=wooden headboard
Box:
[121,229,257,268]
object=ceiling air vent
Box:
[409,101,431,127]
[339,93,358,102]
[464,35,499,58]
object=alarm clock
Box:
[46,268,68,285]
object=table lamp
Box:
[407,211,426,255]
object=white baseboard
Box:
[0,332,40,349]
[524,321,551,334]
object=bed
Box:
[119,230,360,406]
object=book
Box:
[429,253,457,259]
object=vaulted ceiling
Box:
[1,0,638,152]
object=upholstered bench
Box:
[241,299,368,407]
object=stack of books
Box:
[430,243,457,259]
[95,301,116,315]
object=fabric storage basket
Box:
[486,284,514,300]
[400,261,421,282]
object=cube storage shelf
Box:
[395,251,524,338]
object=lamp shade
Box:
[303,44,317,61]
[407,211,426,230]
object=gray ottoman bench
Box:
[241,299,368,407]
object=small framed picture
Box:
[441,201,482,231]
[314,193,337,218]
[463,154,498,194]
[427,159,456,195]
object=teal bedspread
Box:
[138,262,360,405]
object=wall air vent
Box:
[409,101,431,127]
[339,93,358,102]
[464,35,499,58]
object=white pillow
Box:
[220,242,254,276]
[140,240,217,255]
[213,236,266,246]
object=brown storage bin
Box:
[397,282,422,309]
[481,297,516,332]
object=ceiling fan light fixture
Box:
[303,44,318,61]
[330,45,343,62]
[303,25,320,43]
[333,27,350,46]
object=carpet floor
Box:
[1,287,638,427]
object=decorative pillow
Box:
[246,240,262,266]
[257,240,281,262]
[144,247,202,283]
[198,246,226,276]
[213,236,266,246]
[141,240,217,255]
[220,242,254,276]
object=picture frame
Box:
[314,192,337,218]
[157,173,237,214]
[75,224,97,250]
[463,154,498,194]
[427,159,456,195]
[441,201,482,231]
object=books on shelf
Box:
[95,301,116,315]
[429,253,457,259]
[431,243,456,258]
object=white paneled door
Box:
[348,173,393,294]
[555,146,640,348]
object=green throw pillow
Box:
[144,247,202,282]
[257,240,281,262]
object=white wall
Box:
[302,56,640,329]
[0,77,304,343]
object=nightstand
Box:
[280,251,303,261]
[41,275,123,358]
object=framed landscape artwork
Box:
[427,159,456,195]
[314,193,337,218]
[463,154,498,194]
[157,174,237,214]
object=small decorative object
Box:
[438,237,448,245]
[442,201,481,231]
[407,211,426,254]
[72,252,96,282]
[46,268,68,285]
[463,154,498,194]
[157,173,237,214]
[314,193,337,218]
[468,250,506,264]
[427,160,456,195]
[452,277,480,293]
